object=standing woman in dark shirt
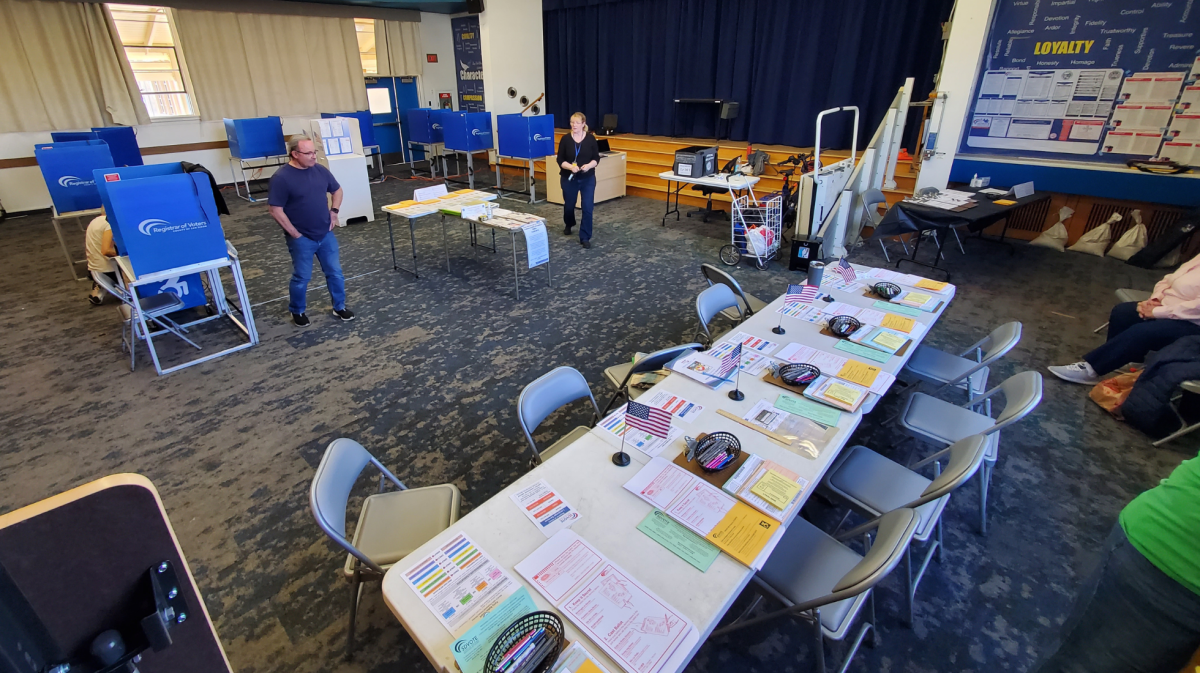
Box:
[556,112,601,248]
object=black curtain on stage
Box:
[543,0,955,150]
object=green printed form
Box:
[637,509,721,572]
[873,300,922,317]
[835,340,892,363]
[775,393,842,427]
[451,587,540,673]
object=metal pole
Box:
[512,230,520,301]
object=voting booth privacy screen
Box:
[94,163,184,252]
[961,0,1200,164]
[35,140,115,213]
[51,127,143,167]
[224,117,286,160]
[98,170,228,277]
[442,111,493,152]
[497,114,555,159]
[407,108,446,144]
[322,110,376,148]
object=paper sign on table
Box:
[915,279,949,292]
[824,381,863,406]
[880,314,916,333]
[750,470,803,511]
[451,587,541,673]
[776,343,849,373]
[872,330,907,351]
[874,300,922,317]
[775,393,843,427]
[720,331,779,355]
[900,292,934,306]
[705,501,781,567]
[637,509,720,572]
[835,340,892,363]
[510,479,581,538]
[524,221,550,268]
[402,532,518,636]
[836,360,882,387]
[709,340,771,375]
[641,390,704,423]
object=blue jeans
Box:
[561,172,596,242]
[1031,523,1200,673]
[1084,301,1200,374]
[285,233,345,314]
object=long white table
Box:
[657,171,759,227]
[381,266,953,673]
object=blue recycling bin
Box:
[497,114,555,159]
[34,140,115,213]
[407,108,445,144]
[442,111,493,152]
[98,169,228,277]
[54,128,143,167]
[224,117,286,160]
[322,110,375,149]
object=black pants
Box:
[1084,302,1200,375]
[561,172,596,242]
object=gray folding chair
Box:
[821,435,989,626]
[897,371,1043,534]
[861,189,909,263]
[518,366,601,468]
[309,438,461,660]
[602,343,702,415]
[700,263,767,322]
[93,270,200,371]
[712,509,919,673]
[1153,380,1200,446]
[902,321,1022,405]
[696,283,743,347]
[1094,288,1152,333]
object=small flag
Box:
[786,283,820,304]
[719,342,743,377]
[626,400,672,439]
[833,257,857,281]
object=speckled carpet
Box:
[0,168,1194,673]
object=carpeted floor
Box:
[0,167,1194,673]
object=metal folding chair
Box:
[601,343,702,415]
[861,189,909,263]
[517,366,601,468]
[696,284,743,347]
[902,321,1022,406]
[700,263,766,322]
[92,270,200,371]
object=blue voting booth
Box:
[223,117,286,159]
[35,140,115,213]
[442,111,493,152]
[322,110,375,148]
[51,127,143,167]
[407,108,445,144]
[497,114,555,159]
[94,164,227,281]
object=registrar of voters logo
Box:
[471,128,489,136]
[138,218,209,236]
[57,175,94,188]
[533,134,551,142]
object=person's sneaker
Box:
[333,308,355,322]
[580,240,592,249]
[88,294,103,306]
[1048,362,1099,385]
[562,227,573,236]
[292,312,310,327]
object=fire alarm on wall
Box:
[426,54,438,63]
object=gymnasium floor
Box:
[0,169,1190,673]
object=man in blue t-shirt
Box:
[268,137,353,327]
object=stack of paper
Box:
[623,457,783,568]
[803,375,869,412]
[848,326,910,354]
[892,290,941,312]
[516,531,694,673]
[721,454,809,522]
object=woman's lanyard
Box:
[569,137,582,180]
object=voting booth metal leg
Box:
[511,231,521,301]
[386,213,420,279]
[51,209,97,281]
[365,146,385,184]
[228,157,283,204]
[495,157,542,204]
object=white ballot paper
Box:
[776,343,849,373]
[511,479,581,538]
[516,531,694,673]
[402,532,518,636]
[524,221,550,268]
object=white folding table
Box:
[657,171,759,227]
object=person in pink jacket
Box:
[1051,253,1200,384]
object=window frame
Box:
[355,18,378,77]
[108,4,200,122]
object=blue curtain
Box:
[543,0,954,149]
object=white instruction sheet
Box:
[401,532,518,636]
[510,479,581,538]
[524,221,550,268]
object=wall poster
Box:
[451,16,486,112]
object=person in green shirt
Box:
[1032,453,1200,672]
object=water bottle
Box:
[808,261,825,288]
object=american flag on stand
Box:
[626,400,672,439]
[832,257,857,281]
[786,283,820,304]
[719,342,743,378]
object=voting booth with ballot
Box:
[442,111,494,189]
[496,113,555,203]
[93,163,259,375]
[407,107,447,177]
[224,116,287,203]
[310,116,374,223]
[34,139,116,281]
[51,127,143,167]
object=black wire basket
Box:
[827,314,863,338]
[873,282,902,299]
[778,363,820,386]
[695,431,742,473]
[483,611,565,673]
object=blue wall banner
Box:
[960,0,1200,164]
[452,16,486,113]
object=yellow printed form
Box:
[705,501,778,566]
[872,331,906,351]
[577,662,603,673]
[836,360,881,387]
[880,314,916,333]
[904,292,933,306]
[824,381,864,406]
[750,470,802,511]
[388,200,417,208]
[915,279,949,292]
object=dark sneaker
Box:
[563,227,573,236]
[333,308,355,322]
[580,240,592,249]
[292,312,310,327]
[88,294,103,306]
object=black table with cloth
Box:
[872,188,1051,280]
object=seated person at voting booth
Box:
[555,112,601,249]
[268,137,354,327]
[85,213,118,305]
